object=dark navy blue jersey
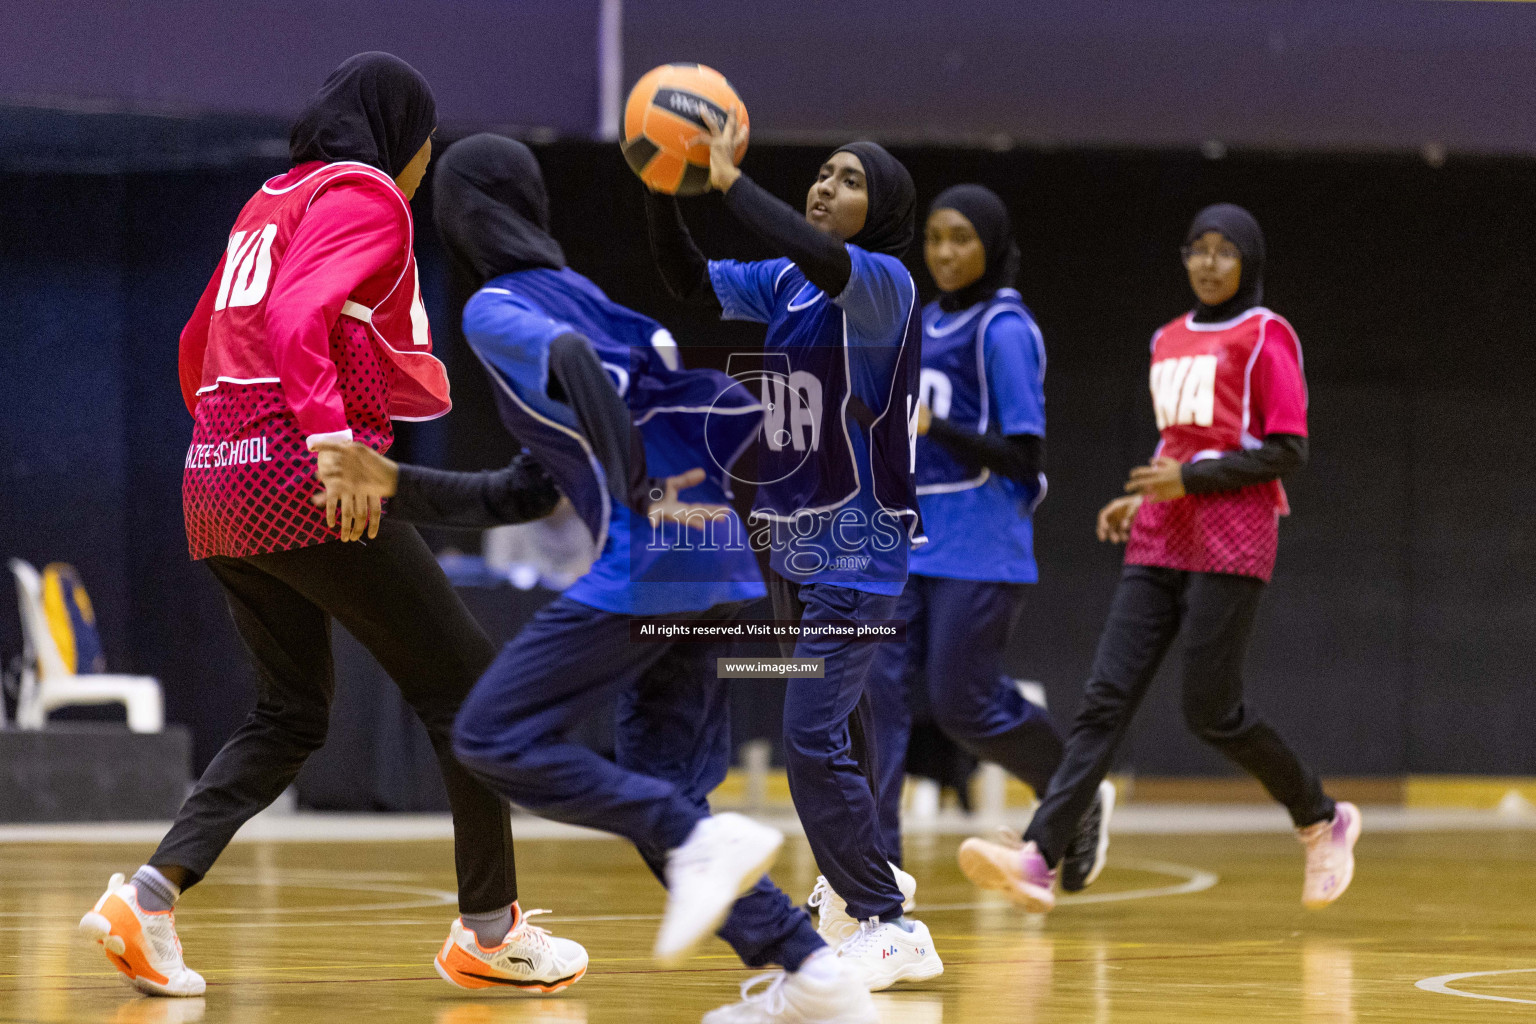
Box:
[708,246,923,595]
[909,291,1047,583]
[463,267,765,615]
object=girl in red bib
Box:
[78,53,585,998]
[957,204,1360,915]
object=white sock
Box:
[794,948,840,983]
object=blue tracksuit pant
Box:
[452,594,822,970]
[771,576,907,922]
[867,575,1063,866]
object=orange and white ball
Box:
[622,63,748,195]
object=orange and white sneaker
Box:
[435,910,588,994]
[79,873,205,997]
[1299,802,1361,909]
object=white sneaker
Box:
[806,863,917,947]
[655,813,784,965]
[435,909,588,992]
[835,917,943,992]
[702,962,878,1023]
[78,873,205,997]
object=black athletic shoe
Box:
[1060,781,1116,893]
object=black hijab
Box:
[434,134,566,292]
[929,184,1021,312]
[289,52,436,178]
[1185,203,1265,323]
[831,141,916,258]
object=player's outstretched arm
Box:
[925,419,1044,485]
[1125,434,1306,503]
[312,443,560,536]
[699,109,853,298]
[546,332,675,516]
[1180,433,1308,494]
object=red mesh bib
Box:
[183,319,394,559]
[1124,485,1280,582]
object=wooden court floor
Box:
[3,827,1535,1022]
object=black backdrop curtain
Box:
[2,131,1533,776]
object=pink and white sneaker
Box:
[957,836,1057,913]
[1298,802,1361,909]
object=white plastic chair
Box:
[8,559,163,733]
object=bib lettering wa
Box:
[1126,308,1306,582]
[1150,354,1218,431]
[751,281,921,532]
[707,250,923,589]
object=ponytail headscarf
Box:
[288,52,437,178]
[830,141,916,258]
[928,184,1021,312]
[1185,203,1265,323]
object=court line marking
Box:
[920,858,1219,910]
[1416,967,1536,1004]
[0,859,1221,981]
[182,876,458,915]
[0,859,1217,936]
[518,858,1217,924]
[0,876,456,920]
[1061,857,1219,905]
[0,918,450,934]
[6,804,1535,844]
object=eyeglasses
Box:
[1181,244,1241,267]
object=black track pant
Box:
[1025,564,1334,866]
[151,519,516,913]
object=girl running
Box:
[957,203,1361,913]
[646,113,941,991]
[316,133,876,1023]
[864,185,1112,899]
[77,54,585,997]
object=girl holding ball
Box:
[645,111,941,994]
